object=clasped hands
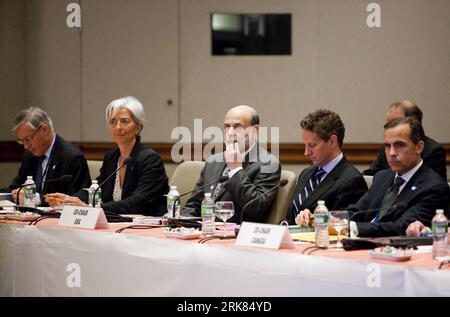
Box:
[45,193,87,208]
[295,209,349,235]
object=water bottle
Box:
[167,186,180,218]
[201,193,216,236]
[23,176,37,208]
[314,200,329,248]
[432,209,448,258]
[88,180,102,208]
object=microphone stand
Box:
[92,158,132,208]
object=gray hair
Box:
[105,96,145,132]
[12,106,54,132]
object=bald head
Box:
[386,99,423,124]
[224,105,259,126]
[224,105,260,152]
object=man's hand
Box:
[45,193,86,208]
[295,209,313,227]
[406,220,429,237]
[225,141,244,170]
[11,188,24,205]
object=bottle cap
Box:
[170,185,177,190]
[205,193,211,198]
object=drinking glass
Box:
[215,201,235,237]
[329,210,349,249]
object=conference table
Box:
[1,218,449,297]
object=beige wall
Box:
[0,0,26,140]
[1,0,449,143]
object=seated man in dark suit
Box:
[286,109,367,225]
[182,105,281,224]
[363,100,447,180]
[348,117,450,237]
[9,106,91,206]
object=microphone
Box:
[16,174,73,206]
[170,175,230,218]
[349,203,406,222]
[92,157,133,208]
[237,179,288,227]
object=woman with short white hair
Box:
[46,96,169,215]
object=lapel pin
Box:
[411,186,417,191]
[52,165,56,170]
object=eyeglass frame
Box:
[16,124,43,145]
[108,117,134,128]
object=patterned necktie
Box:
[298,167,326,206]
[35,155,46,194]
[379,176,405,219]
[212,166,229,201]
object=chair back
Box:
[170,161,206,206]
[266,169,297,224]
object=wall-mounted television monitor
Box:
[211,13,292,55]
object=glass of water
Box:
[215,201,235,237]
[329,210,349,249]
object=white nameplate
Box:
[235,222,295,249]
[58,206,109,229]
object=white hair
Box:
[105,96,145,129]
[12,106,54,132]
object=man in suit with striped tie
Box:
[286,109,367,225]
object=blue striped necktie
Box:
[298,167,326,206]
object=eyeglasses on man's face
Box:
[16,125,42,145]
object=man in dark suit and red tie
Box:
[286,109,367,225]
[347,117,450,237]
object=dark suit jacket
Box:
[363,136,447,180]
[286,156,368,224]
[97,136,169,216]
[9,135,91,205]
[348,164,450,237]
[182,145,281,224]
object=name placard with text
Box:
[58,206,109,229]
[235,222,295,249]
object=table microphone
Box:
[171,175,230,219]
[16,174,73,207]
[92,157,133,208]
[349,203,406,222]
[347,203,407,237]
[237,179,288,228]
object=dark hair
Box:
[250,113,260,125]
[384,117,425,144]
[300,109,345,147]
[389,101,423,124]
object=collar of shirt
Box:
[396,160,423,194]
[318,152,344,180]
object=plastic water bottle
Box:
[314,200,329,248]
[432,209,448,258]
[23,176,37,208]
[89,180,102,208]
[167,186,180,218]
[201,193,216,236]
